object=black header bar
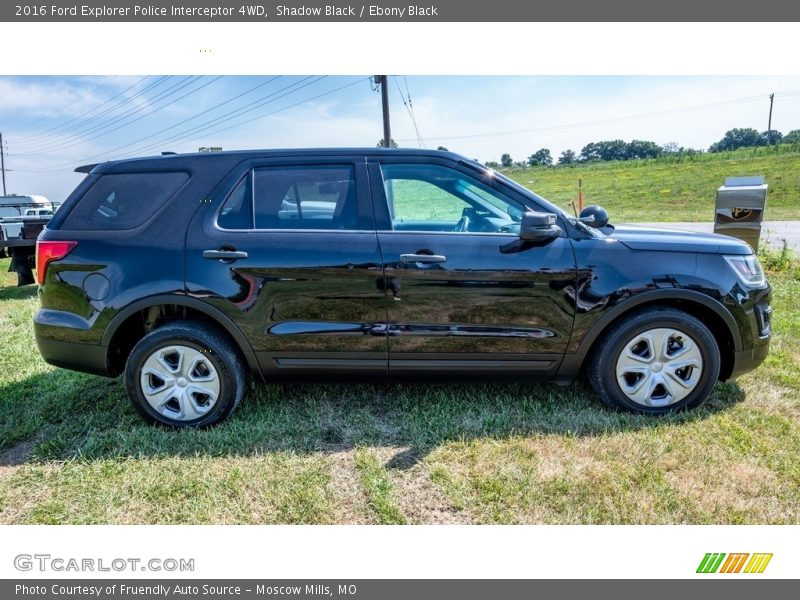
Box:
[4,579,800,600]
[4,0,800,22]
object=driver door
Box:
[368,157,577,380]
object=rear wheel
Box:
[124,321,245,427]
[587,307,720,414]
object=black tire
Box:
[9,248,35,286]
[587,307,721,414]
[124,320,246,427]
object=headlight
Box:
[724,254,765,287]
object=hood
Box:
[609,224,753,255]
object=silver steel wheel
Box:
[614,327,703,408]
[139,345,220,421]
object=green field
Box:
[503,145,800,222]
[2,147,799,524]
[1,252,799,524]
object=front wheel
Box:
[587,307,721,414]
[124,321,245,427]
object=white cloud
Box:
[3,75,800,201]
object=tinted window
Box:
[380,164,524,233]
[254,166,357,230]
[61,171,189,230]
[217,174,253,229]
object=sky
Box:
[1,75,799,202]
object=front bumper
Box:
[727,342,770,381]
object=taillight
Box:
[36,240,77,285]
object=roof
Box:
[0,194,50,204]
[77,147,467,174]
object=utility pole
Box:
[767,93,775,145]
[375,76,392,148]
[0,132,6,195]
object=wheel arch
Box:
[101,294,261,379]
[567,289,741,382]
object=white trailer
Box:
[0,195,58,285]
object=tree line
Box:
[485,127,800,169]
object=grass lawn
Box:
[1,254,798,525]
[503,145,800,222]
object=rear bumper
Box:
[35,336,110,377]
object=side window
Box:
[217,174,253,229]
[380,164,525,234]
[255,165,357,230]
[218,165,360,230]
[60,171,189,230]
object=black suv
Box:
[34,149,771,427]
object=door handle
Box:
[203,249,248,260]
[400,253,446,264]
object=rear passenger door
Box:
[185,156,388,380]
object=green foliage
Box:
[580,139,662,162]
[761,130,783,145]
[528,148,553,166]
[500,153,513,168]
[662,142,683,154]
[354,449,406,524]
[708,127,790,151]
[502,144,800,222]
[626,139,662,159]
[558,149,577,165]
[709,127,762,152]
[1,259,800,524]
[783,129,800,144]
[758,239,799,278]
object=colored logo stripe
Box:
[697,553,726,573]
[719,553,749,573]
[697,553,772,574]
[744,553,773,573]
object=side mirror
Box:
[519,211,560,242]
[579,205,609,228]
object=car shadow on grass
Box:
[0,283,37,302]
[0,368,747,468]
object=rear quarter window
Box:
[60,171,189,230]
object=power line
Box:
[125,77,372,158]
[5,76,137,138]
[39,76,283,165]
[13,77,315,171]
[12,76,224,157]
[173,77,370,150]
[12,76,166,147]
[396,91,800,143]
[13,76,359,172]
[404,76,425,148]
[12,76,203,154]
[110,76,325,158]
[10,76,173,151]
[392,76,424,148]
